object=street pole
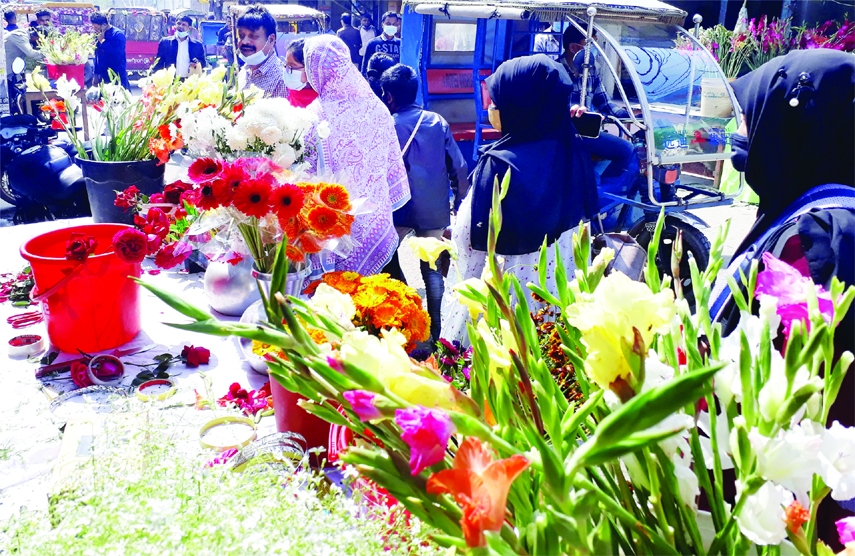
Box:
[781,0,795,21]
[718,0,727,26]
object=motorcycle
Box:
[0,59,90,224]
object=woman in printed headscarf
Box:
[441,54,598,341]
[715,49,854,548]
[303,35,410,276]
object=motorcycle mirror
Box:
[11,58,25,74]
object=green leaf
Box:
[574,427,687,468]
[587,364,721,446]
[135,279,212,322]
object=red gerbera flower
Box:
[195,182,221,210]
[212,166,245,206]
[188,158,224,183]
[232,177,273,219]
[269,183,305,223]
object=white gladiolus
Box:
[749,422,822,504]
[736,481,792,545]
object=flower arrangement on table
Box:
[794,17,855,52]
[139,171,855,555]
[39,65,254,163]
[745,16,795,70]
[185,157,355,274]
[177,98,315,168]
[36,28,96,68]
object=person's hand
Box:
[570,104,588,118]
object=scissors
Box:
[7,310,43,329]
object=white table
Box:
[0,217,277,523]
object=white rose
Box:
[735,481,792,545]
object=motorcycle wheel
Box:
[0,172,18,206]
[629,216,711,311]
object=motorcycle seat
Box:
[0,114,38,128]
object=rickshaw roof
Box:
[12,3,96,14]
[171,8,208,18]
[407,0,687,25]
[227,4,324,22]
[108,6,162,14]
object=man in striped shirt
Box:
[236,6,287,98]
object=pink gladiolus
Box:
[395,406,456,476]
[343,390,382,422]
[837,516,855,545]
[754,252,834,337]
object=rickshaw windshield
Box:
[589,20,738,161]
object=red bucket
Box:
[270,378,330,459]
[20,224,142,353]
[46,64,86,88]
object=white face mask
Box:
[176,30,189,39]
[238,37,272,66]
[383,25,397,36]
[283,68,306,91]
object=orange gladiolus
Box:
[426,437,529,548]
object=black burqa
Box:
[728,50,855,548]
[469,54,597,255]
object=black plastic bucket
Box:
[76,157,165,224]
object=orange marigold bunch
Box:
[303,271,430,352]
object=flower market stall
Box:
[2,58,855,556]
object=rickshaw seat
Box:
[450,123,501,143]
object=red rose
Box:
[149,193,166,204]
[112,228,148,264]
[135,208,170,254]
[70,360,93,388]
[163,180,192,205]
[65,233,98,262]
[114,185,140,210]
[179,189,198,207]
[182,345,211,367]
[154,241,192,269]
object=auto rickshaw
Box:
[9,3,95,34]
[225,3,325,72]
[107,7,169,79]
[400,0,745,304]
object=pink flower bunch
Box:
[798,18,855,52]
[217,381,272,416]
[395,406,456,476]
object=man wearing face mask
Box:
[360,12,401,76]
[235,6,286,98]
[152,15,206,78]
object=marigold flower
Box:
[427,437,529,548]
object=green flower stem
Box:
[804,481,831,555]
[574,476,680,556]
[640,449,675,546]
[706,476,762,556]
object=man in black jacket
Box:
[152,15,206,78]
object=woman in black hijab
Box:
[441,54,597,341]
[718,49,855,549]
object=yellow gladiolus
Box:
[150,67,176,89]
[406,236,455,271]
[26,67,50,92]
[563,272,676,392]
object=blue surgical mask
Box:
[176,30,189,39]
[730,132,749,173]
[383,25,398,36]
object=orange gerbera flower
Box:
[306,205,339,235]
[318,183,352,211]
[426,438,530,548]
[286,244,305,263]
[300,232,324,254]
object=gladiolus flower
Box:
[343,390,383,422]
[755,252,834,337]
[427,437,530,547]
[785,501,810,533]
[407,236,455,271]
[838,516,855,545]
[396,406,456,475]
